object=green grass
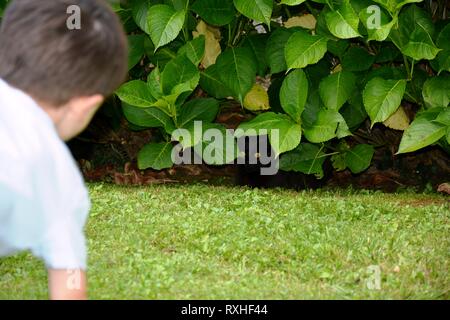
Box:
[0,183,449,299]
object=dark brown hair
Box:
[0,0,128,105]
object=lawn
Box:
[0,183,449,299]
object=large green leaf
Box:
[177,36,206,66]
[434,108,450,126]
[266,27,296,74]
[397,112,447,154]
[191,0,236,26]
[122,103,175,133]
[389,5,439,61]
[435,23,450,74]
[127,34,146,70]
[325,0,361,39]
[147,67,163,100]
[342,47,375,72]
[279,143,326,178]
[285,30,329,69]
[345,144,375,174]
[130,0,151,33]
[243,34,269,76]
[215,47,257,102]
[172,122,238,165]
[303,109,341,143]
[236,112,302,155]
[401,24,441,61]
[199,64,234,99]
[116,80,155,108]
[372,0,424,15]
[233,0,273,26]
[363,78,406,126]
[280,69,308,123]
[280,0,307,5]
[138,142,174,170]
[341,92,368,130]
[422,76,450,109]
[147,4,186,51]
[178,98,220,128]
[161,54,200,95]
[200,124,239,165]
[319,71,356,111]
[359,5,397,42]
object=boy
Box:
[0,0,128,299]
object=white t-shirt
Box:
[0,78,90,270]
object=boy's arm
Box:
[48,269,87,300]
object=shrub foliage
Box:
[1,0,448,176]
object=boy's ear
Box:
[72,94,104,111]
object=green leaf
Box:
[266,27,296,74]
[434,108,450,126]
[389,5,439,61]
[363,78,407,126]
[372,0,424,15]
[236,112,302,155]
[342,47,375,72]
[359,5,397,42]
[435,23,450,73]
[122,103,175,133]
[147,4,186,51]
[243,34,269,76]
[319,71,356,111]
[280,69,309,123]
[233,0,273,26]
[147,67,163,100]
[341,92,368,130]
[177,36,206,66]
[279,143,326,178]
[138,142,174,170]
[397,113,447,154]
[127,34,146,70]
[280,0,307,5]
[422,76,450,109]
[116,80,155,108]
[191,0,236,26]
[401,24,441,61]
[303,109,340,143]
[199,64,234,99]
[285,30,328,69]
[161,54,200,95]
[200,124,239,165]
[178,98,220,128]
[130,0,151,33]
[345,144,375,174]
[215,47,257,102]
[325,0,361,39]
[336,112,352,138]
[327,39,350,59]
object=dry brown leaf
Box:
[284,14,317,30]
[193,21,221,68]
[243,84,270,112]
[383,106,410,131]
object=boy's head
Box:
[0,0,128,140]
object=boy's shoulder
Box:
[0,78,62,156]
[0,78,83,194]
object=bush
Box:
[3,0,449,176]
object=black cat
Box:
[235,135,331,190]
